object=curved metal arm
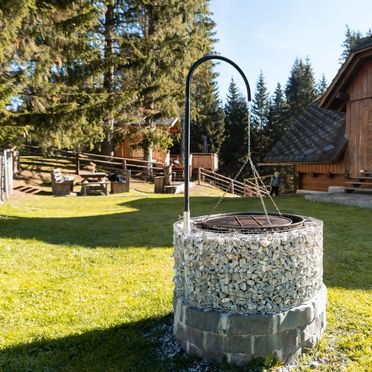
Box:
[183,55,252,233]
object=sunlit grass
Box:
[0,193,371,371]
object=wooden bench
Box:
[51,169,74,196]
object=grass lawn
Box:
[0,191,371,371]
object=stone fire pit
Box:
[173,213,327,366]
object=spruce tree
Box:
[317,74,328,96]
[339,25,363,63]
[0,1,112,151]
[220,79,248,178]
[252,71,270,130]
[298,57,317,107]
[189,4,224,155]
[190,67,225,154]
[251,71,270,163]
[285,57,317,123]
[0,0,219,157]
[119,1,216,161]
[267,82,290,149]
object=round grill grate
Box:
[196,212,305,233]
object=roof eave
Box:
[319,47,372,111]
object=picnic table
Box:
[79,172,109,196]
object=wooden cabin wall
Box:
[296,161,346,191]
[298,174,347,192]
[295,162,345,174]
[115,135,169,163]
[192,153,219,171]
[346,60,372,177]
[115,133,143,159]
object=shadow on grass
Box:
[0,314,175,372]
[0,195,371,289]
[0,197,249,249]
[0,313,268,372]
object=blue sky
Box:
[209,0,372,102]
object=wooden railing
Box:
[76,152,165,176]
[198,168,270,197]
[244,174,273,189]
[22,145,165,177]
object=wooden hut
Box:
[115,118,178,163]
[265,37,372,192]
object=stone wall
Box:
[173,285,327,365]
[173,216,323,314]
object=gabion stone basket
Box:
[175,55,326,366]
[173,214,326,365]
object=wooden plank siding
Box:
[368,109,372,168]
[115,137,169,163]
[296,161,346,191]
[299,174,347,192]
[345,60,372,177]
[295,162,345,174]
[192,153,218,172]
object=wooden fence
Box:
[198,168,270,197]
[75,152,165,177]
[0,149,14,202]
[23,146,166,178]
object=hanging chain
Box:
[205,102,282,220]
[203,154,250,221]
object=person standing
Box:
[270,171,281,196]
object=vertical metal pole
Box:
[183,55,251,234]
[183,74,191,233]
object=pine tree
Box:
[119,1,214,161]
[267,83,289,149]
[220,79,248,178]
[0,1,218,156]
[339,25,364,63]
[251,71,271,163]
[189,4,224,155]
[252,71,270,130]
[317,74,328,96]
[302,57,317,101]
[0,0,44,147]
[190,68,225,154]
[0,1,112,151]
[285,57,317,123]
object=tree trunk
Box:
[144,144,153,178]
[101,0,115,156]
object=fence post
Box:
[6,150,13,197]
[231,180,234,195]
[198,168,201,185]
[76,153,80,175]
[122,159,127,172]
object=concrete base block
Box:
[174,285,327,367]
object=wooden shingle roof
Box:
[264,104,346,163]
